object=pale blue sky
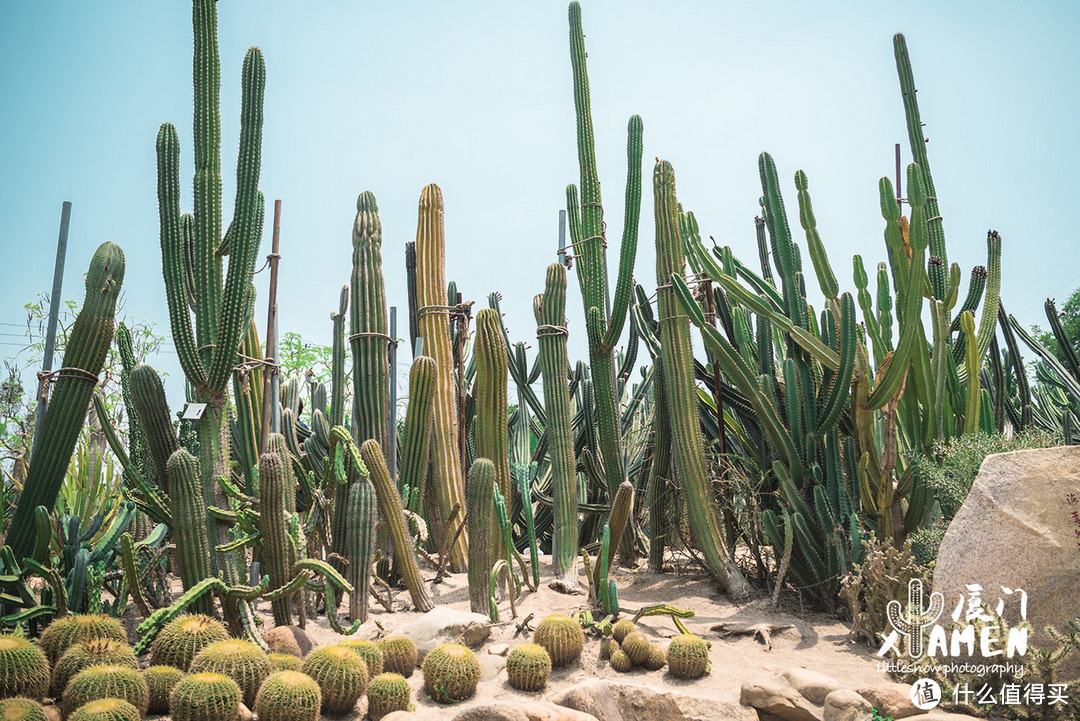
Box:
[2,1,1078,406]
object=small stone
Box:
[857,684,925,719]
[823,690,872,721]
[488,643,510,656]
[237,701,254,721]
[480,653,507,681]
[782,668,843,705]
[381,712,416,721]
[740,677,823,721]
[42,706,63,721]
[263,625,314,657]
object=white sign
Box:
[182,403,207,420]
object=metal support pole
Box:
[895,143,902,203]
[259,200,282,453]
[31,202,71,460]
[557,210,566,262]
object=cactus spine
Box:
[359,440,434,612]
[5,242,124,562]
[168,448,215,615]
[258,452,293,626]
[466,459,495,616]
[346,476,377,623]
[400,356,436,512]
[534,264,578,586]
[414,183,468,571]
[653,160,750,598]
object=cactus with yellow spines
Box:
[189,639,271,708]
[169,672,242,721]
[533,615,584,668]
[143,665,185,714]
[254,670,321,721]
[301,646,368,715]
[62,665,149,715]
[39,614,128,665]
[366,672,410,720]
[150,614,229,671]
[506,644,551,692]
[422,643,480,704]
[0,636,50,701]
[376,637,417,678]
[0,698,48,721]
[4,242,125,562]
[414,183,468,570]
[609,649,632,673]
[68,699,141,721]
[533,264,579,586]
[267,653,302,672]
[53,639,138,695]
[336,640,382,681]
[621,632,650,666]
[666,634,709,679]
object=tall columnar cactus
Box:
[566,3,643,519]
[330,285,349,428]
[534,264,579,586]
[116,324,148,484]
[466,459,495,616]
[346,476,376,623]
[350,191,391,450]
[400,357,436,512]
[653,160,750,598]
[168,449,214,615]
[414,183,468,571]
[474,309,512,555]
[5,242,124,562]
[130,365,179,493]
[359,439,434,612]
[258,452,292,626]
[231,320,264,494]
[156,0,266,627]
[593,480,632,596]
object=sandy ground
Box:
[178,555,895,720]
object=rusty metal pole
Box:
[258,200,283,454]
[31,202,71,460]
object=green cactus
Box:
[612,620,635,644]
[254,670,321,721]
[621,632,650,666]
[62,665,149,715]
[5,242,125,563]
[150,614,229,671]
[506,643,551,692]
[143,665,186,714]
[267,653,302,672]
[116,324,148,486]
[0,636,50,700]
[593,481,632,605]
[598,638,618,661]
[258,451,294,626]
[375,637,417,678]
[466,458,495,617]
[533,263,579,586]
[533,615,584,668]
[653,159,750,598]
[666,634,709,679]
[68,699,141,721]
[168,448,214,615]
[474,309,513,548]
[301,646,368,715]
[609,649,632,673]
[345,476,377,624]
[39,614,128,665]
[400,357,436,514]
[336,640,383,681]
[366,672,411,720]
[189,639,270,708]
[0,698,47,721]
[359,439,434,612]
[330,285,349,428]
[643,644,666,671]
[129,364,179,492]
[414,183,468,571]
[169,672,242,721]
[422,643,480,704]
[53,638,139,695]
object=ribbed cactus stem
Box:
[330,285,348,427]
[400,357,436,513]
[474,309,512,556]
[116,323,147,484]
[593,481,632,592]
[258,452,293,626]
[414,184,468,572]
[534,264,578,585]
[168,449,214,615]
[130,365,179,494]
[5,242,125,563]
[350,191,391,449]
[653,160,751,599]
[346,476,377,623]
[359,440,434,612]
[466,459,495,616]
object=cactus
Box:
[533,264,579,586]
[258,451,294,626]
[0,636,50,700]
[593,481,632,603]
[506,643,551,692]
[414,183,468,570]
[598,638,618,661]
[68,699,141,721]
[0,699,47,721]
[466,458,495,616]
[532,615,584,668]
[609,649,632,673]
[359,439,434,612]
[254,670,321,721]
[611,620,635,644]
[421,643,480,704]
[474,310,512,548]
[653,160,751,598]
[366,672,410,720]
[621,632,650,667]
[345,476,377,624]
[62,665,149,715]
[143,665,185,714]
[666,635,709,679]
[129,364,179,492]
[400,357,436,513]
[566,3,643,518]
[336,640,383,681]
[301,646,367,715]
[150,614,229,671]
[643,644,666,671]
[39,614,128,665]
[267,653,302,672]
[189,639,271,707]
[5,242,124,563]
[169,672,242,721]
[53,639,139,695]
[375,637,417,678]
[168,448,215,615]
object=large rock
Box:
[857,683,924,719]
[395,607,492,659]
[552,679,757,721]
[454,702,599,721]
[781,668,842,705]
[263,625,315,657]
[823,690,872,721]
[740,677,822,721]
[934,447,1080,670]
[453,704,531,721]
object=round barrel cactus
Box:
[53,638,138,695]
[0,636,50,701]
[267,653,302,672]
[301,646,368,715]
[68,698,141,721]
[169,672,242,721]
[62,665,148,715]
[39,614,127,664]
[337,639,383,680]
[366,672,410,720]
[375,636,417,677]
[189,639,271,707]
[533,615,584,667]
[422,643,480,704]
[143,665,186,714]
[254,670,321,721]
[666,634,709,679]
[0,698,48,721]
[611,620,636,644]
[150,614,229,671]
[506,643,551,692]
[621,632,650,666]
